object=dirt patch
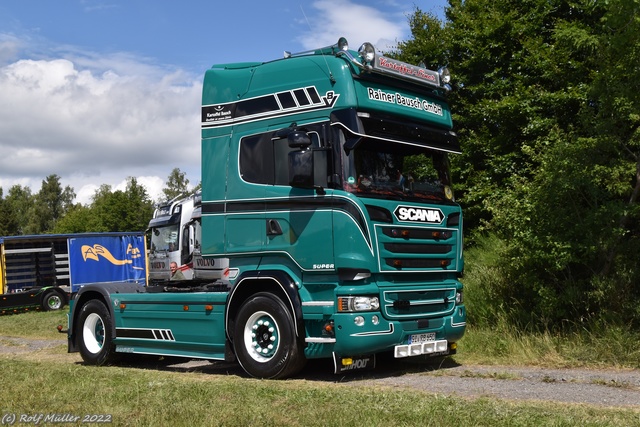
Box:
[0,336,63,354]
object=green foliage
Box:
[0,189,17,236]
[3,185,34,235]
[1,169,181,237]
[24,174,75,234]
[162,167,190,203]
[398,0,640,328]
[54,177,154,233]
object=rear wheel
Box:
[233,293,305,379]
[77,300,118,365]
[41,291,64,311]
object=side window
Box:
[239,126,326,186]
[239,134,274,184]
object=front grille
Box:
[383,287,456,319]
[376,225,459,272]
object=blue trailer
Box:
[0,233,147,314]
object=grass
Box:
[0,310,67,339]
[2,356,639,427]
[454,320,640,370]
[1,311,640,426]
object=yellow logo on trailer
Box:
[81,244,142,266]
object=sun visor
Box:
[331,109,461,154]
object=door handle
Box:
[266,219,283,236]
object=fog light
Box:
[354,316,365,326]
[372,315,379,325]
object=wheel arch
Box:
[225,270,305,343]
[69,282,142,351]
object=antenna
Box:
[299,5,336,83]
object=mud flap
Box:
[332,353,376,374]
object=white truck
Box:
[147,192,228,284]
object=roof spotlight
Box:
[438,66,451,85]
[338,37,349,51]
[358,42,376,64]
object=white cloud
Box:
[0,47,202,206]
[0,33,22,65]
[298,0,409,53]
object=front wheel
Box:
[77,300,118,365]
[233,293,306,379]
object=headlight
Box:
[338,296,380,312]
[358,42,376,64]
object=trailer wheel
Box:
[41,291,64,311]
[77,300,118,365]
[233,293,305,379]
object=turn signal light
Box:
[323,321,335,336]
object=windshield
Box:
[150,224,179,252]
[342,137,454,203]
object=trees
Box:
[4,185,33,235]
[54,177,154,233]
[25,174,75,234]
[3,170,177,236]
[162,168,190,203]
[398,0,640,327]
[0,189,17,236]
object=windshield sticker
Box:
[367,88,443,117]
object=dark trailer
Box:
[0,233,147,314]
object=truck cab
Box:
[199,38,465,371]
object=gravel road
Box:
[3,336,639,408]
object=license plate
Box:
[408,332,436,344]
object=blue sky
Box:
[0,0,448,205]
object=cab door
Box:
[263,127,335,271]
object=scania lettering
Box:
[65,37,466,379]
[395,206,444,223]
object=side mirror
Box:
[288,131,312,149]
[289,150,314,188]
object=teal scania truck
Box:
[66,38,466,378]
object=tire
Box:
[233,293,306,379]
[41,291,64,311]
[77,300,118,365]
